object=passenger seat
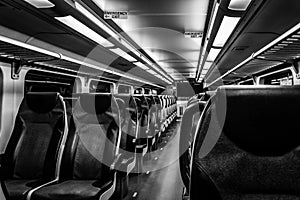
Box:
[30,94,122,200]
[0,92,68,200]
[190,86,300,200]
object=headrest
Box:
[25,92,60,113]
[77,94,114,114]
[213,85,300,156]
[114,94,137,111]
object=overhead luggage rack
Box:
[208,22,300,87]
[0,39,58,63]
[0,35,165,88]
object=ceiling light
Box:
[207,48,221,62]
[23,0,54,8]
[74,2,117,44]
[228,0,252,11]
[109,48,137,62]
[135,62,149,70]
[213,16,240,47]
[55,16,113,47]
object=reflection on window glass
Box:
[89,80,112,93]
[118,85,130,94]
[262,70,293,86]
[134,88,143,94]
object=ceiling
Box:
[202,0,300,88]
[101,0,209,81]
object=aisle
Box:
[124,120,184,200]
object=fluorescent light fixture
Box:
[201,69,208,74]
[207,48,221,62]
[55,16,113,47]
[23,0,54,8]
[228,0,252,11]
[75,2,118,40]
[135,62,149,70]
[213,16,240,47]
[110,48,137,62]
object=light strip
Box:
[110,48,137,62]
[213,16,240,47]
[75,2,118,39]
[55,16,113,47]
[23,0,54,8]
[207,22,300,87]
[207,48,221,62]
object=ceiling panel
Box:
[101,0,209,80]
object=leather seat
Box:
[30,94,121,200]
[1,92,67,200]
[115,94,138,154]
[190,86,300,200]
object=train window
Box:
[144,88,151,94]
[134,88,143,94]
[25,70,75,97]
[260,69,294,85]
[89,80,112,93]
[118,84,131,94]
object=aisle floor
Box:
[123,120,184,200]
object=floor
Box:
[123,120,184,200]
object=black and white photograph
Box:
[0,0,299,199]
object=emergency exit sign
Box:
[184,32,203,38]
[104,11,128,19]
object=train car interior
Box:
[1,0,300,199]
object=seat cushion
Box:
[31,180,112,200]
[4,179,40,200]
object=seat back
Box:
[191,86,300,200]
[3,92,66,181]
[179,100,206,191]
[134,95,149,138]
[145,95,157,136]
[153,96,162,130]
[115,94,138,153]
[60,94,120,181]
